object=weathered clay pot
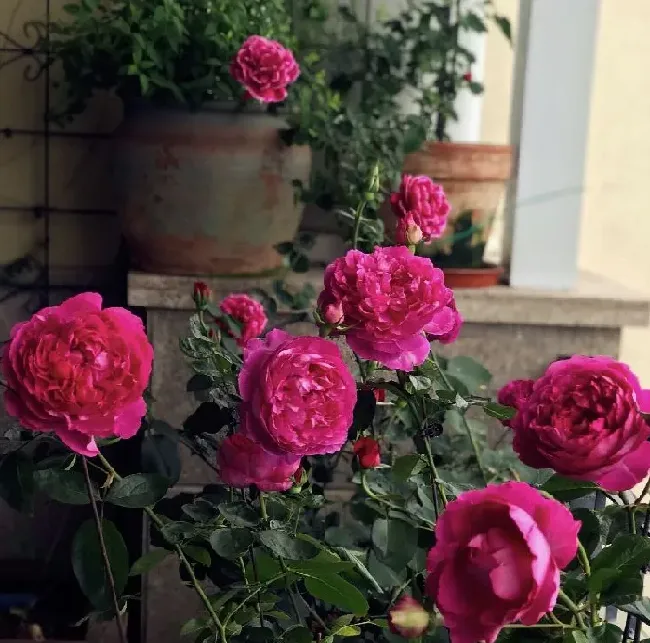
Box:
[403,141,513,261]
[439,264,503,289]
[114,103,312,276]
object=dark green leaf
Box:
[283,625,313,643]
[180,617,209,637]
[542,475,598,501]
[303,573,369,615]
[184,545,212,566]
[0,450,34,512]
[392,454,421,482]
[259,531,318,560]
[351,388,376,434]
[33,468,94,505]
[619,599,650,626]
[210,528,253,560]
[141,434,181,485]
[462,12,487,32]
[287,559,354,575]
[71,519,129,611]
[483,402,516,421]
[446,356,491,393]
[183,402,233,436]
[591,534,650,576]
[494,15,512,42]
[572,508,602,557]
[218,503,260,527]
[105,473,169,508]
[368,549,406,588]
[186,373,212,392]
[129,548,170,576]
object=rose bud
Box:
[353,436,381,469]
[193,281,211,309]
[373,388,386,403]
[388,595,430,639]
[463,71,472,82]
[323,301,344,326]
[406,222,423,245]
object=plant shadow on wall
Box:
[2,171,650,643]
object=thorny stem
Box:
[423,439,447,513]
[96,452,228,642]
[429,354,489,484]
[557,589,588,631]
[81,457,127,643]
[360,470,416,519]
[577,540,599,626]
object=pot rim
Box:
[422,140,514,155]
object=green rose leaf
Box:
[0,450,35,512]
[494,15,512,42]
[392,454,422,482]
[303,573,369,615]
[105,473,169,508]
[591,534,650,577]
[483,402,516,421]
[283,625,313,643]
[218,503,260,527]
[184,545,212,567]
[210,528,253,560]
[541,475,599,501]
[259,531,318,560]
[446,356,491,393]
[33,468,95,505]
[129,548,170,576]
[71,519,129,612]
[619,598,650,625]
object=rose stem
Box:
[96,452,228,642]
[80,457,127,643]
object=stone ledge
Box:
[128,270,650,329]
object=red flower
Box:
[230,35,300,103]
[463,71,472,82]
[388,595,430,639]
[353,437,381,469]
[193,281,210,308]
[373,388,386,403]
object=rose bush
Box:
[2,177,650,643]
[2,292,152,457]
[230,35,300,102]
[510,355,650,491]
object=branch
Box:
[81,457,127,643]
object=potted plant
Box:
[48,0,335,276]
[321,0,513,286]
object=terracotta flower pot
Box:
[403,141,513,275]
[440,264,503,289]
[114,103,311,276]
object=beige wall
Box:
[579,0,650,384]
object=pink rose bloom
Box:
[230,35,300,103]
[425,292,463,345]
[219,293,268,348]
[238,329,356,456]
[318,246,451,370]
[426,482,580,643]
[512,355,650,491]
[217,434,301,492]
[2,293,153,457]
[390,175,451,245]
[496,378,535,427]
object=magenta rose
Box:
[318,246,451,370]
[230,35,300,103]
[217,434,301,491]
[511,355,650,491]
[390,174,451,245]
[219,293,268,348]
[2,293,153,457]
[497,378,535,427]
[238,329,356,456]
[426,482,580,643]
[425,292,463,345]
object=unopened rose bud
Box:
[290,466,309,493]
[353,436,381,469]
[463,71,472,82]
[406,223,423,245]
[388,596,430,639]
[373,388,386,403]
[323,302,344,326]
[193,281,210,310]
